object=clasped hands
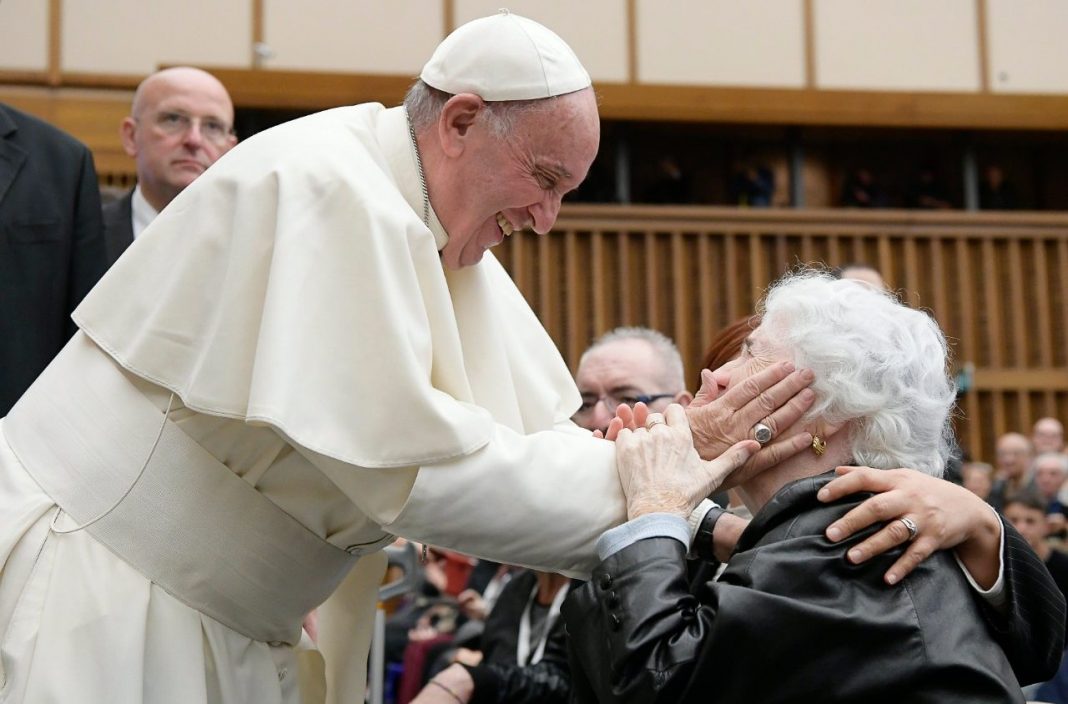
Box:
[602,360,814,520]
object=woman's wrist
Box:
[954,504,1002,590]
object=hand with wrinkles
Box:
[606,361,816,491]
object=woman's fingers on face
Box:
[760,387,815,437]
[747,431,813,474]
[721,361,794,411]
[731,365,815,426]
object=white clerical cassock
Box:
[0,11,625,704]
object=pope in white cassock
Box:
[0,11,989,704]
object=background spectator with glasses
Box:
[104,66,236,265]
[573,327,693,435]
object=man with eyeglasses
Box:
[573,327,692,435]
[103,66,237,265]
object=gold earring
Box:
[811,435,827,456]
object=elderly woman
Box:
[564,271,1065,703]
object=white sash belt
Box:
[4,334,360,646]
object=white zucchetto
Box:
[420,9,591,102]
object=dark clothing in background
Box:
[0,103,106,415]
[102,189,135,266]
[463,570,575,704]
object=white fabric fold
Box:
[73,104,581,471]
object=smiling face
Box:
[434,89,599,269]
[121,67,236,212]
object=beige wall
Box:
[0,0,49,72]
[3,0,1068,97]
[637,0,805,88]
[61,0,251,75]
[814,0,980,92]
[455,0,628,83]
[987,0,1068,94]
[263,1,442,74]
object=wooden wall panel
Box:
[496,205,1068,464]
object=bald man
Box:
[103,67,237,264]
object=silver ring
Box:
[899,517,919,542]
[645,413,666,429]
[752,421,773,446]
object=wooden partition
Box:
[497,205,1068,462]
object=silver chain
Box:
[406,109,430,227]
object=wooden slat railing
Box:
[496,205,1068,464]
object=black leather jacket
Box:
[564,472,1064,703]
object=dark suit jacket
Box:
[565,472,1064,703]
[0,103,107,415]
[102,189,134,266]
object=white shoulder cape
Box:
[74,104,581,468]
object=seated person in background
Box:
[566,270,1065,702]
[963,461,996,502]
[989,432,1036,512]
[1034,452,1068,538]
[1033,416,1066,455]
[1004,491,1068,703]
[412,569,575,704]
[573,327,692,437]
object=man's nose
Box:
[528,193,562,235]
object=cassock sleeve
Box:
[290,422,625,578]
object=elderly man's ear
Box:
[438,94,484,156]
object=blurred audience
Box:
[642,155,690,204]
[907,164,953,209]
[729,160,775,207]
[979,165,1018,211]
[835,262,889,291]
[411,570,574,704]
[0,103,107,416]
[962,461,995,502]
[1034,417,1066,455]
[104,67,236,265]
[989,432,1036,512]
[840,167,886,208]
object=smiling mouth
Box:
[496,213,515,237]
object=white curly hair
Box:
[758,270,955,477]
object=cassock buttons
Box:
[606,593,621,610]
[598,573,613,590]
[610,613,623,630]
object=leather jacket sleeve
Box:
[563,536,1022,704]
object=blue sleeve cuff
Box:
[596,513,690,561]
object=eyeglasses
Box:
[574,392,676,416]
[141,110,234,145]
